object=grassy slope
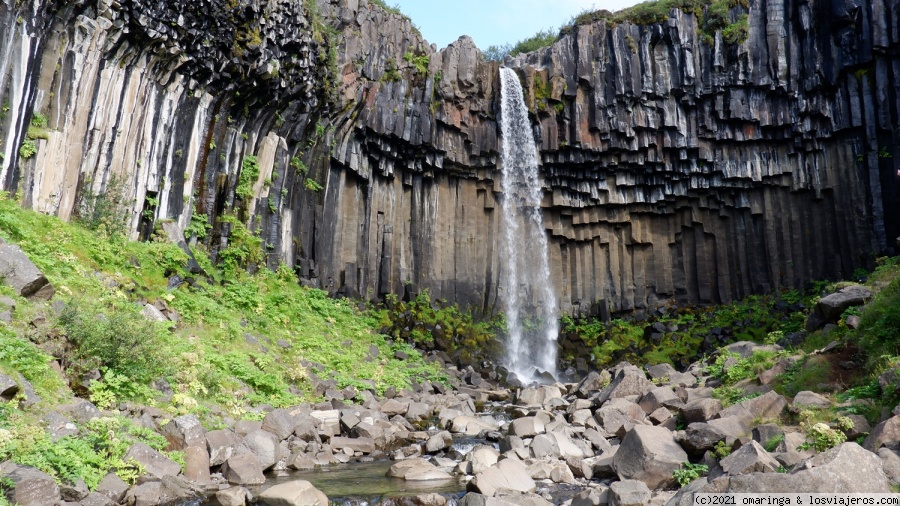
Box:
[0,192,446,418]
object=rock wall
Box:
[0,0,897,316]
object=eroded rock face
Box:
[0,0,897,315]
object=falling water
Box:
[498,68,559,383]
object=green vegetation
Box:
[374,290,502,363]
[0,192,447,423]
[235,155,260,201]
[0,413,177,489]
[673,462,709,487]
[404,52,430,76]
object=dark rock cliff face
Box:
[0,0,897,316]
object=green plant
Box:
[235,155,261,200]
[290,156,308,175]
[76,174,129,235]
[713,440,732,458]
[19,139,37,159]
[185,213,212,240]
[804,422,846,451]
[763,434,785,452]
[673,463,709,487]
[304,178,323,192]
[403,52,429,75]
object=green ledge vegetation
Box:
[0,191,447,418]
[484,0,750,61]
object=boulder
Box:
[388,458,453,481]
[878,448,900,485]
[3,466,61,506]
[595,399,646,436]
[262,409,297,440]
[717,391,787,426]
[426,431,453,453]
[576,370,612,398]
[609,480,651,506]
[459,492,552,506]
[639,387,679,414]
[791,391,831,409]
[81,491,116,506]
[863,416,900,452]
[719,440,780,475]
[258,480,329,506]
[681,398,722,424]
[467,459,536,497]
[613,425,688,489]
[239,429,280,470]
[812,286,873,324]
[207,429,241,466]
[0,374,19,401]
[161,414,206,451]
[222,454,266,485]
[183,445,211,483]
[0,241,55,300]
[467,446,500,474]
[517,386,563,407]
[599,365,654,403]
[96,473,128,503]
[330,436,376,454]
[700,443,890,492]
[571,486,609,506]
[216,487,249,506]
[123,442,181,479]
[508,416,545,437]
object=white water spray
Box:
[498,68,559,383]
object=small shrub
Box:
[509,29,557,57]
[673,462,709,487]
[19,139,37,159]
[304,178,323,192]
[235,156,260,201]
[713,440,732,458]
[763,434,785,452]
[804,422,846,451]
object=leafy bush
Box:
[857,275,900,364]
[58,301,170,382]
[509,29,557,57]
[18,139,36,159]
[0,327,68,403]
[803,422,846,452]
[673,462,709,487]
[235,156,260,200]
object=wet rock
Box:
[388,458,453,481]
[0,241,55,300]
[216,486,249,506]
[467,459,535,497]
[425,431,453,453]
[222,454,266,485]
[613,425,688,489]
[609,479,651,506]
[123,442,181,479]
[258,480,328,506]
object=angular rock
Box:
[863,416,900,452]
[813,286,873,324]
[426,430,453,453]
[184,445,211,483]
[161,414,206,451]
[222,454,266,485]
[878,448,900,485]
[576,370,611,398]
[467,459,536,497]
[388,458,453,481]
[681,398,722,424]
[609,479,651,506]
[700,443,889,492]
[96,473,129,503]
[719,440,780,475]
[717,391,787,425]
[207,429,241,466]
[571,486,609,506]
[0,374,19,401]
[508,416,545,438]
[81,491,116,506]
[517,386,563,407]
[123,442,181,479]
[599,365,654,403]
[639,387,679,414]
[330,436,376,454]
[467,446,500,474]
[4,466,61,506]
[216,486,249,506]
[239,429,280,470]
[0,241,55,300]
[258,480,329,506]
[613,425,688,489]
[791,391,831,409]
[262,409,297,441]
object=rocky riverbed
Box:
[4,338,900,506]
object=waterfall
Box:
[498,68,559,383]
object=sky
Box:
[388,0,644,51]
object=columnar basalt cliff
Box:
[0,0,897,316]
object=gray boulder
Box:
[238,429,280,470]
[0,373,19,401]
[509,416,545,437]
[2,466,61,506]
[576,370,612,398]
[863,416,900,452]
[184,445,211,483]
[681,398,722,424]
[258,480,329,506]
[599,365,654,403]
[717,391,787,426]
[812,286,873,324]
[216,487,249,506]
[161,414,206,450]
[613,425,688,489]
[720,440,780,475]
[571,486,609,506]
[609,480,651,506]
[388,458,453,481]
[96,473,128,503]
[262,409,297,440]
[207,429,241,466]
[467,459,536,497]
[81,491,116,506]
[700,443,890,492]
[123,442,181,479]
[791,391,831,409]
[0,241,55,300]
[426,430,453,453]
[222,454,266,485]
